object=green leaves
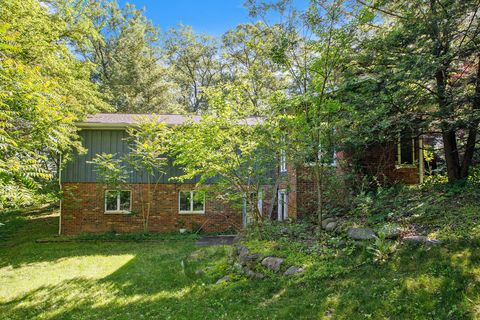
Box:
[89,116,171,188]
[125,115,170,177]
[0,0,106,208]
[89,153,129,188]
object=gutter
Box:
[76,122,131,130]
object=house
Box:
[59,113,425,235]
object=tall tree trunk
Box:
[431,0,462,183]
[267,176,280,219]
[442,129,461,182]
[314,164,323,227]
[460,55,480,178]
[436,64,461,182]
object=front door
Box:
[277,189,288,221]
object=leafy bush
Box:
[367,233,398,264]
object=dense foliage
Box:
[1,0,479,211]
[0,0,108,208]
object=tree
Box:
[247,0,356,224]
[345,0,480,182]
[170,83,280,224]
[81,0,181,113]
[222,22,288,114]
[90,116,170,232]
[0,0,107,208]
[164,25,225,113]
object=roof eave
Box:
[76,122,130,130]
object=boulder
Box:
[322,217,338,229]
[284,266,304,276]
[216,276,231,284]
[325,222,337,232]
[404,235,443,246]
[234,245,249,257]
[239,253,263,268]
[261,257,284,272]
[347,228,376,240]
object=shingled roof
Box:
[77,113,263,128]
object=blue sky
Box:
[118,0,308,35]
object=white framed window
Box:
[280,150,287,173]
[279,135,287,173]
[242,190,264,226]
[105,190,131,214]
[257,190,263,214]
[305,142,336,167]
[397,131,416,166]
[277,189,288,221]
[179,191,205,214]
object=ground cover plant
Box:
[1,180,480,320]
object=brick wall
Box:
[295,165,349,219]
[358,143,420,185]
[61,183,242,235]
[294,143,420,220]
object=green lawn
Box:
[1,209,480,319]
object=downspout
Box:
[58,153,62,235]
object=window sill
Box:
[179,211,205,215]
[304,162,337,168]
[395,164,417,169]
[104,211,132,215]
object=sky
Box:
[118,0,308,36]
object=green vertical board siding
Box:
[62,129,197,184]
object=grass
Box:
[1,197,480,319]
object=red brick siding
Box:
[61,183,242,235]
[294,143,420,219]
[358,143,420,185]
[295,165,349,219]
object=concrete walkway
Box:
[195,235,237,246]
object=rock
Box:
[403,235,427,243]
[280,227,289,235]
[425,239,443,246]
[245,268,265,280]
[321,217,337,229]
[347,228,376,240]
[378,224,402,239]
[283,266,304,276]
[234,245,249,257]
[404,236,443,246]
[216,276,230,284]
[194,269,205,276]
[239,253,263,267]
[261,257,284,272]
[325,222,337,232]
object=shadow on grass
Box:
[1,214,480,319]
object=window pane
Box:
[179,191,191,211]
[192,192,205,211]
[280,151,287,172]
[119,191,131,211]
[400,134,414,164]
[106,191,118,211]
